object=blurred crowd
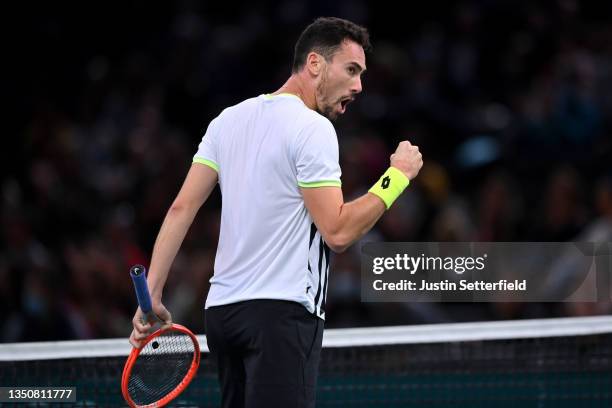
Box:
[3,1,612,342]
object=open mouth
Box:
[339,97,354,111]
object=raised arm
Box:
[301,141,422,253]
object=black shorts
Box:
[205,300,324,408]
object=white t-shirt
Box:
[193,93,341,319]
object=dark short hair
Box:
[292,17,371,73]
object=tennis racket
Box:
[121,265,201,408]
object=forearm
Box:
[147,204,199,302]
[328,165,413,251]
[328,192,386,252]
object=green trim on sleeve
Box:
[193,157,219,172]
[298,180,342,188]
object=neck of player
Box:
[273,74,317,111]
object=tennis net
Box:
[1,315,612,407]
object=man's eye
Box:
[348,67,356,75]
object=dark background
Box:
[3,0,612,342]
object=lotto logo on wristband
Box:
[381,176,390,189]
[369,167,409,209]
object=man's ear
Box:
[306,52,323,76]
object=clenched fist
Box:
[390,141,423,180]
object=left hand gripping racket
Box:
[121,265,201,408]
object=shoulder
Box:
[216,96,261,121]
[297,109,336,137]
[292,112,339,157]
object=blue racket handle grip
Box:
[130,265,152,314]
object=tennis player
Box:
[130,16,423,408]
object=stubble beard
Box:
[315,70,339,121]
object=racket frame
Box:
[121,323,201,408]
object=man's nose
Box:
[351,76,362,94]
